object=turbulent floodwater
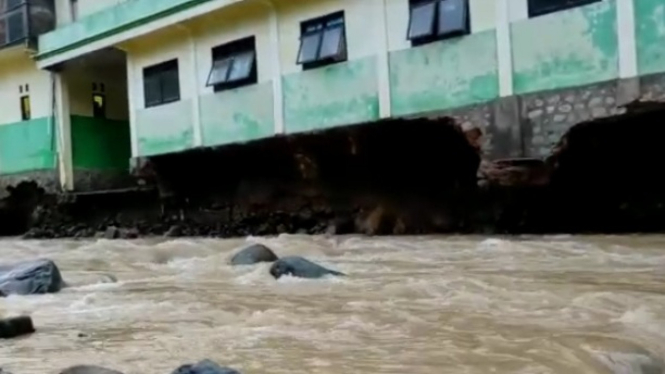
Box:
[1,235,665,374]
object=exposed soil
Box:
[6,109,665,240]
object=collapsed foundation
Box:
[2,101,665,239]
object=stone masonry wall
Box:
[521,81,625,159]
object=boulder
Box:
[103,226,139,240]
[171,359,240,374]
[230,244,278,266]
[0,315,35,339]
[0,259,65,296]
[103,226,121,239]
[269,256,345,279]
[59,365,125,374]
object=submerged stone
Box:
[269,256,345,279]
[59,365,125,374]
[229,243,278,265]
[0,315,35,339]
[0,259,65,296]
[171,359,241,374]
[595,350,665,374]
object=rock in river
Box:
[0,259,65,296]
[0,315,35,339]
[60,365,125,374]
[269,256,345,279]
[229,243,278,265]
[171,359,241,374]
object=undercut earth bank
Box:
[5,111,665,239]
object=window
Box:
[142,59,180,108]
[206,36,257,92]
[92,93,105,118]
[297,11,347,70]
[5,0,24,9]
[20,95,30,121]
[407,0,469,46]
[528,0,601,18]
[4,2,26,45]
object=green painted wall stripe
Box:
[511,0,618,94]
[389,30,499,117]
[283,57,380,134]
[45,0,654,160]
[635,0,665,76]
[200,82,274,147]
[135,99,194,157]
[71,115,131,170]
[37,0,214,60]
[0,117,57,175]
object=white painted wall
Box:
[125,27,196,109]
[471,0,498,32]
[191,2,272,95]
[64,63,129,120]
[54,0,70,25]
[0,52,53,124]
[275,0,382,75]
[118,0,505,142]
[386,0,497,52]
[124,1,273,109]
[508,0,529,22]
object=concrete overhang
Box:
[35,0,245,69]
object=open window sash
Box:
[407,1,436,40]
[227,50,255,83]
[297,29,323,65]
[318,23,345,60]
[206,57,233,87]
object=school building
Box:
[0,0,662,195]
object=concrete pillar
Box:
[617,0,637,79]
[176,23,203,147]
[376,0,392,118]
[616,0,640,106]
[496,0,513,97]
[53,72,74,191]
[266,3,285,134]
[125,55,139,158]
[189,33,203,148]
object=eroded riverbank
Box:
[1,235,665,373]
[7,110,665,240]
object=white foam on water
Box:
[1,235,665,374]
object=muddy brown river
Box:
[1,235,665,373]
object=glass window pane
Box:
[227,51,255,82]
[318,26,343,60]
[528,0,555,17]
[325,17,344,27]
[304,23,323,33]
[161,67,180,103]
[143,75,161,107]
[6,0,23,10]
[6,9,24,43]
[297,32,322,64]
[206,58,232,86]
[408,2,436,40]
[0,17,7,46]
[438,0,466,36]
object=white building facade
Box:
[0,0,661,192]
